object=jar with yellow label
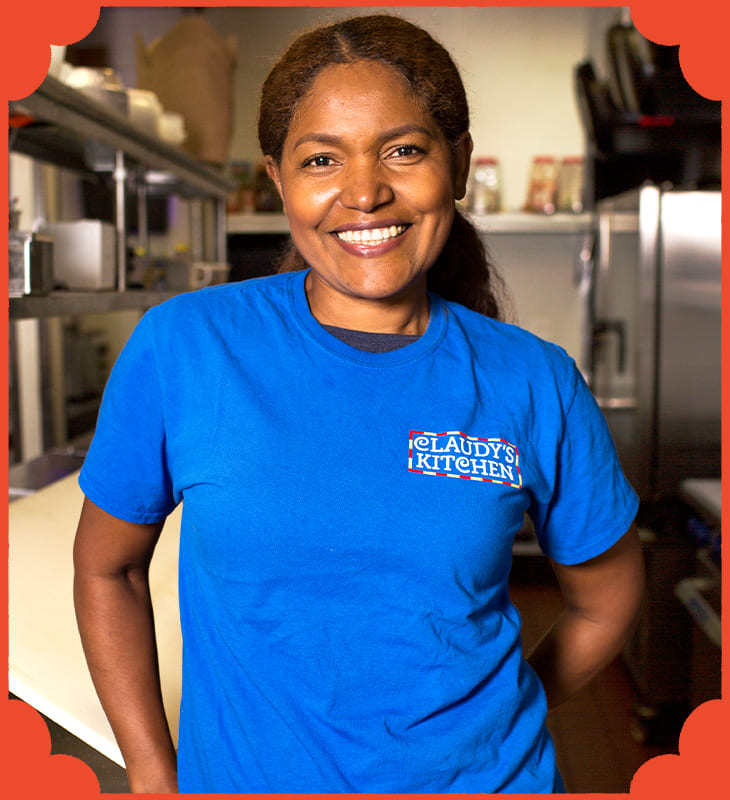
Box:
[525,156,558,214]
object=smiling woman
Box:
[258,13,505,321]
[72,13,644,796]
[264,60,469,334]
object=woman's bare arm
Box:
[527,523,645,710]
[73,496,178,793]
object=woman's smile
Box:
[265,59,471,332]
[331,222,412,260]
[333,224,409,244]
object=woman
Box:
[73,14,644,794]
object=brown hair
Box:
[258,13,507,320]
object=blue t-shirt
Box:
[79,269,638,793]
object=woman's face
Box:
[266,60,471,328]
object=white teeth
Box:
[335,225,407,244]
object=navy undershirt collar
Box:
[288,269,447,366]
[322,325,421,353]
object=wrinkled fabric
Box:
[80,269,637,793]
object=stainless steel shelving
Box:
[8,75,239,463]
[9,290,180,320]
[9,74,236,316]
[10,75,234,200]
[471,210,593,235]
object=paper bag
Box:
[136,15,237,165]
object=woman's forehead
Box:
[285,61,436,144]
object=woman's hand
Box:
[73,497,178,792]
[527,523,645,710]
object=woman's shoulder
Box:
[146,271,296,324]
[442,296,576,374]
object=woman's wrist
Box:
[123,744,178,793]
[126,762,178,794]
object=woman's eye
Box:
[303,154,335,168]
[388,144,425,160]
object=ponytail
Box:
[427,210,508,321]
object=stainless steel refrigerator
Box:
[589,184,721,504]
[588,184,722,740]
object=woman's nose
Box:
[339,160,394,212]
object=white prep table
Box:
[8,472,182,766]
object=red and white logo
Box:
[408,430,522,488]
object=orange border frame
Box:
[1,2,727,798]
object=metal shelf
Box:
[10,75,235,199]
[9,75,237,314]
[469,211,594,235]
[227,213,290,235]
[9,290,182,320]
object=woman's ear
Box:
[264,156,285,210]
[453,133,473,201]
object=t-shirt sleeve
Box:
[79,309,178,524]
[529,358,639,565]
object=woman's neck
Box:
[304,270,430,335]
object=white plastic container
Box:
[164,260,229,290]
[126,89,163,137]
[64,67,128,117]
[158,111,186,146]
[40,220,117,290]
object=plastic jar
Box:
[468,157,501,214]
[525,156,558,214]
[556,157,585,213]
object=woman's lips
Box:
[331,224,410,257]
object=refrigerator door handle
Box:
[592,318,627,372]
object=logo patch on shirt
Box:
[409,430,522,488]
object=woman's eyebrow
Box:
[380,124,435,142]
[291,124,435,151]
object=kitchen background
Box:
[6,5,642,463]
[7,4,722,794]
